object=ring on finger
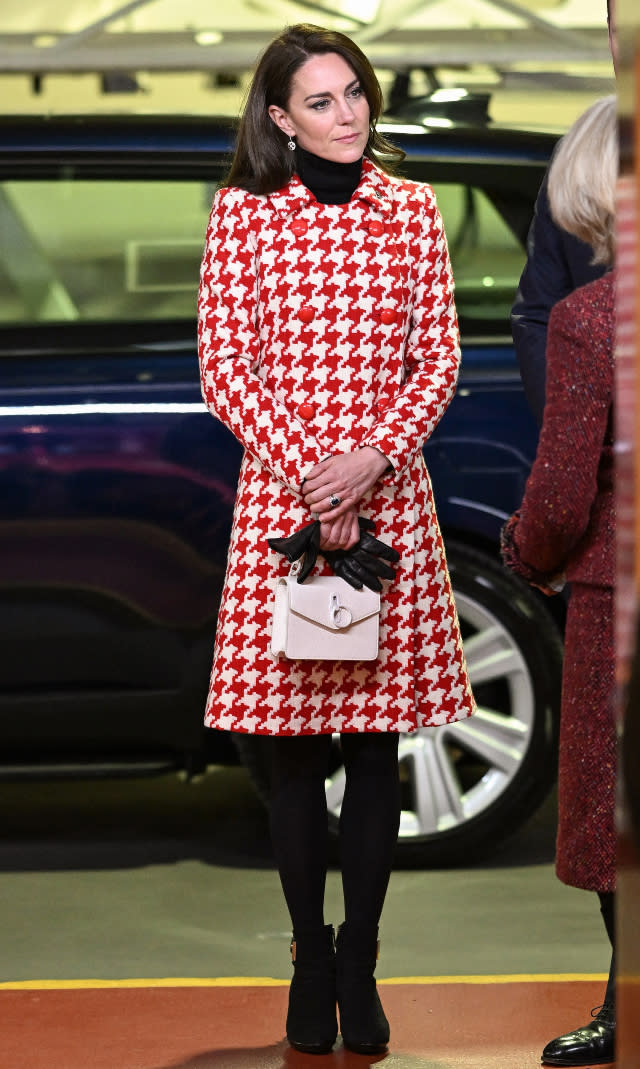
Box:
[329,494,341,509]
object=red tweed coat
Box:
[197,159,475,736]
[501,273,615,892]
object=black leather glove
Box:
[323,517,400,592]
[268,517,399,591]
[267,521,321,583]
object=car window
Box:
[431,182,525,322]
[0,175,523,330]
[0,178,218,326]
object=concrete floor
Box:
[0,765,611,985]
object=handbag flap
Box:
[287,576,380,630]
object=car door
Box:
[0,153,241,764]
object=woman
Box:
[198,24,475,1055]
[501,95,617,1069]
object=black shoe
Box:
[286,924,338,1055]
[541,1003,615,1066]
[336,922,390,1054]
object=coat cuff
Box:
[500,513,560,587]
[359,428,401,481]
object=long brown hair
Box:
[225,23,404,194]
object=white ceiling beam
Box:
[292,0,369,25]
[46,0,160,53]
[482,0,598,50]
[354,0,440,45]
[243,0,362,28]
[0,30,610,72]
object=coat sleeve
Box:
[197,187,328,493]
[360,187,460,482]
[511,175,605,427]
[508,294,612,578]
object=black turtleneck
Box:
[296,146,363,205]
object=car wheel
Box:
[234,541,563,866]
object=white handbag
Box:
[271,562,380,661]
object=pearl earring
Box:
[287,137,296,151]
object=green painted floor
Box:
[0,765,610,986]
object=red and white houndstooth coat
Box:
[197,158,475,735]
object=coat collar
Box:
[267,157,394,219]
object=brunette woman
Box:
[198,23,475,1055]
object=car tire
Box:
[233,541,563,867]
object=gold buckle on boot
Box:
[290,938,297,963]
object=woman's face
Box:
[268,51,370,164]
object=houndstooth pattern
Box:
[197,159,475,734]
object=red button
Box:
[291,219,308,237]
[368,220,384,236]
[297,403,316,420]
[299,306,315,323]
[380,308,396,325]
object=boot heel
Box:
[336,922,390,1054]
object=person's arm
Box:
[506,294,612,579]
[511,176,605,426]
[358,185,460,479]
[511,178,573,426]
[197,187,328,494]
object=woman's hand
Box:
[303,448,391,522]
[531,573,566,597]
[319,509,360,551]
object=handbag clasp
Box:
[330,593,353,630]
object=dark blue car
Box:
[0,114,562,864]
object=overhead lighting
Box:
[0,403,207,417]
[195,31,223,47]
[421,117,454,129]
[377,123,426,134]
[343,0,379,20]
[430,88,469,103]
[33,34,58,48]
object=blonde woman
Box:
[501,94,617,1068]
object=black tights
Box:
[269,733,401,934]
[598,890,616,1008]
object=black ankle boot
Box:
[335,922,390,1054]
[286,924,337,1055]
[541,1002,615,1066]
